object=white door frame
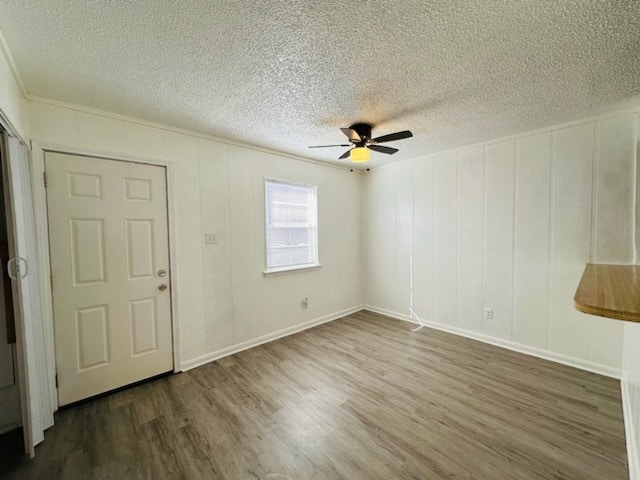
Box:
[30,141,182,413]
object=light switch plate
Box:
[205,233,218,244]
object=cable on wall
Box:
[409,256,425,332]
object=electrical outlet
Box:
[205,233,218,244]
[484,308,494,321]
[301,297,309,309]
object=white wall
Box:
[363,110,638,377]
[28,99,363,371]
[0,39,28,140]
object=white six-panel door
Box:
[45,152,173,406]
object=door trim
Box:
[30,142,182,412]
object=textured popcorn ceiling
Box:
[1,1,639,168]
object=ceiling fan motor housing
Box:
[349,123,373,145]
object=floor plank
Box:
[0,310,629,479]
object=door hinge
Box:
[55,374,58,389]
[43,172,47,188]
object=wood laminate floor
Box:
[0,310,628,479]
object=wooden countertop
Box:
[574,263,640,322]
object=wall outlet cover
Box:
[205,233,218,244]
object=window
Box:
[265,179,318,273]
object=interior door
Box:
[2,134,46,457]
[45,152,173,406]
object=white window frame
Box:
[264,178,320,275]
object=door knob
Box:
[7,257,28,280]
[158,269,166,277]
[158,284,168,291]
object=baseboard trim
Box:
[622,376,639,480]
[364,305,622,379]
[180,305,365,371]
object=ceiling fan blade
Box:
[339,149,353,160]
[308,144,351,148]
[371,130,413,143]
[368,145,399,155]
[340,128,361,142]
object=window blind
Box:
[265,180,318,271]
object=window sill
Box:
[263,264,322,277]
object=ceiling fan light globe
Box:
[350,147,370,163]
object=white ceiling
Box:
[1,1,639,168]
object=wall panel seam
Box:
[588,121,600,364]
[454,152,459,327]
[591,121,600,263]
[482,145,488,334]
[634,113,639,266]
[225,155,235,336]
[431,158,436,322]
[411,161,416,318]
[194,143,207,360]
[546,132,556,351]
[510,140,517,342]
